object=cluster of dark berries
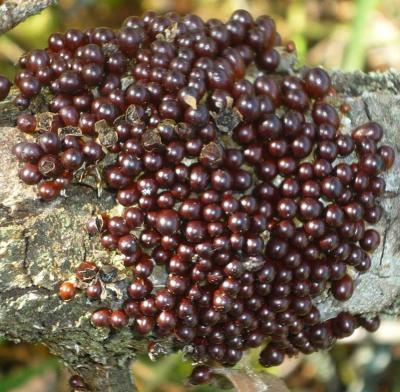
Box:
[9,8,395,387]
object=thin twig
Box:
[0,0,58,35]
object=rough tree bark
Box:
[0,3,400,392]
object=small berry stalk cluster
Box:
[6,8,395,386]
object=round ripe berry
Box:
[360,229,380,252]
[277,198,298,219]
[360,153,384,176]
[18,76,41,98]
[312,102,340,128]
[185,220,208,243]
[303,67,331,98]
[58,70,83,94]
[17,114,36,133]
[157,310,177,330]
[64,28,86,50]
[59,105,80,127]
[257,48,280,72]
[110,310,128,329]
[104,165,131,190]
[69,375,85,390]
[184,105,210,127]
[155,289,175,311]
[324,204,344,227]
[60,148,83,171]
[59,281,76,301]
[134,316,154,335]
[298,198,322,221]
[128,278,153,300]
[159,99,182,121]
[336,134,354,156]
[82,63,104,86]
[235,94,260,122]
[268,139,288,158]
[155,209,181,236]
[18,163,42,185]
[116,27,141,55]
[358,315,380,332]
[228,212,250,233]
[82,140,105,163]
[86,281,102,299]
[125,83,150,105]
[259,345,284,367]
[352,121,383,142]
[118,234,139,256]
[91,308,111,327]
[333,312,357,338]
[0,75,11,100]
[135,255,154,278]
[14,94,30,109]
[48,32,65,52]
[38,132,61,154]
[38,181,60,201]
[116,186,140,207]
[378,145,395,169]
[331,275,354,301]
[189,365,212,385]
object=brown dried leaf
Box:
[157,119,176,129]
[96,119,118,148]
[99,265,119,283]
[113,115,126,127]
[156,22,179,42]
[73,164,99,188]
[182,94,197,109]
[141,128,163,150]
[102,43,119,56]
[80,168,104,195]
[125,104,144,124]
[86,214,106,234]
[121,76,134,91]
[38,157,57,176]
[200,142,224,168]
[242,255,266,272]
[226,95,234,108]
[35,112,56,132]
[176,122,195,140]
[28,93,47,114]
[58,126,82,138]
[210,108,242,134]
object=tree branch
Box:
[0,0,58,35]
[0,58,399,389]
[315,69,400,321]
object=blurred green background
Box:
[2,0,400,78]
[1,0,400,391]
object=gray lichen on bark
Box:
[0,127,139,391]
[315,70,400,321]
